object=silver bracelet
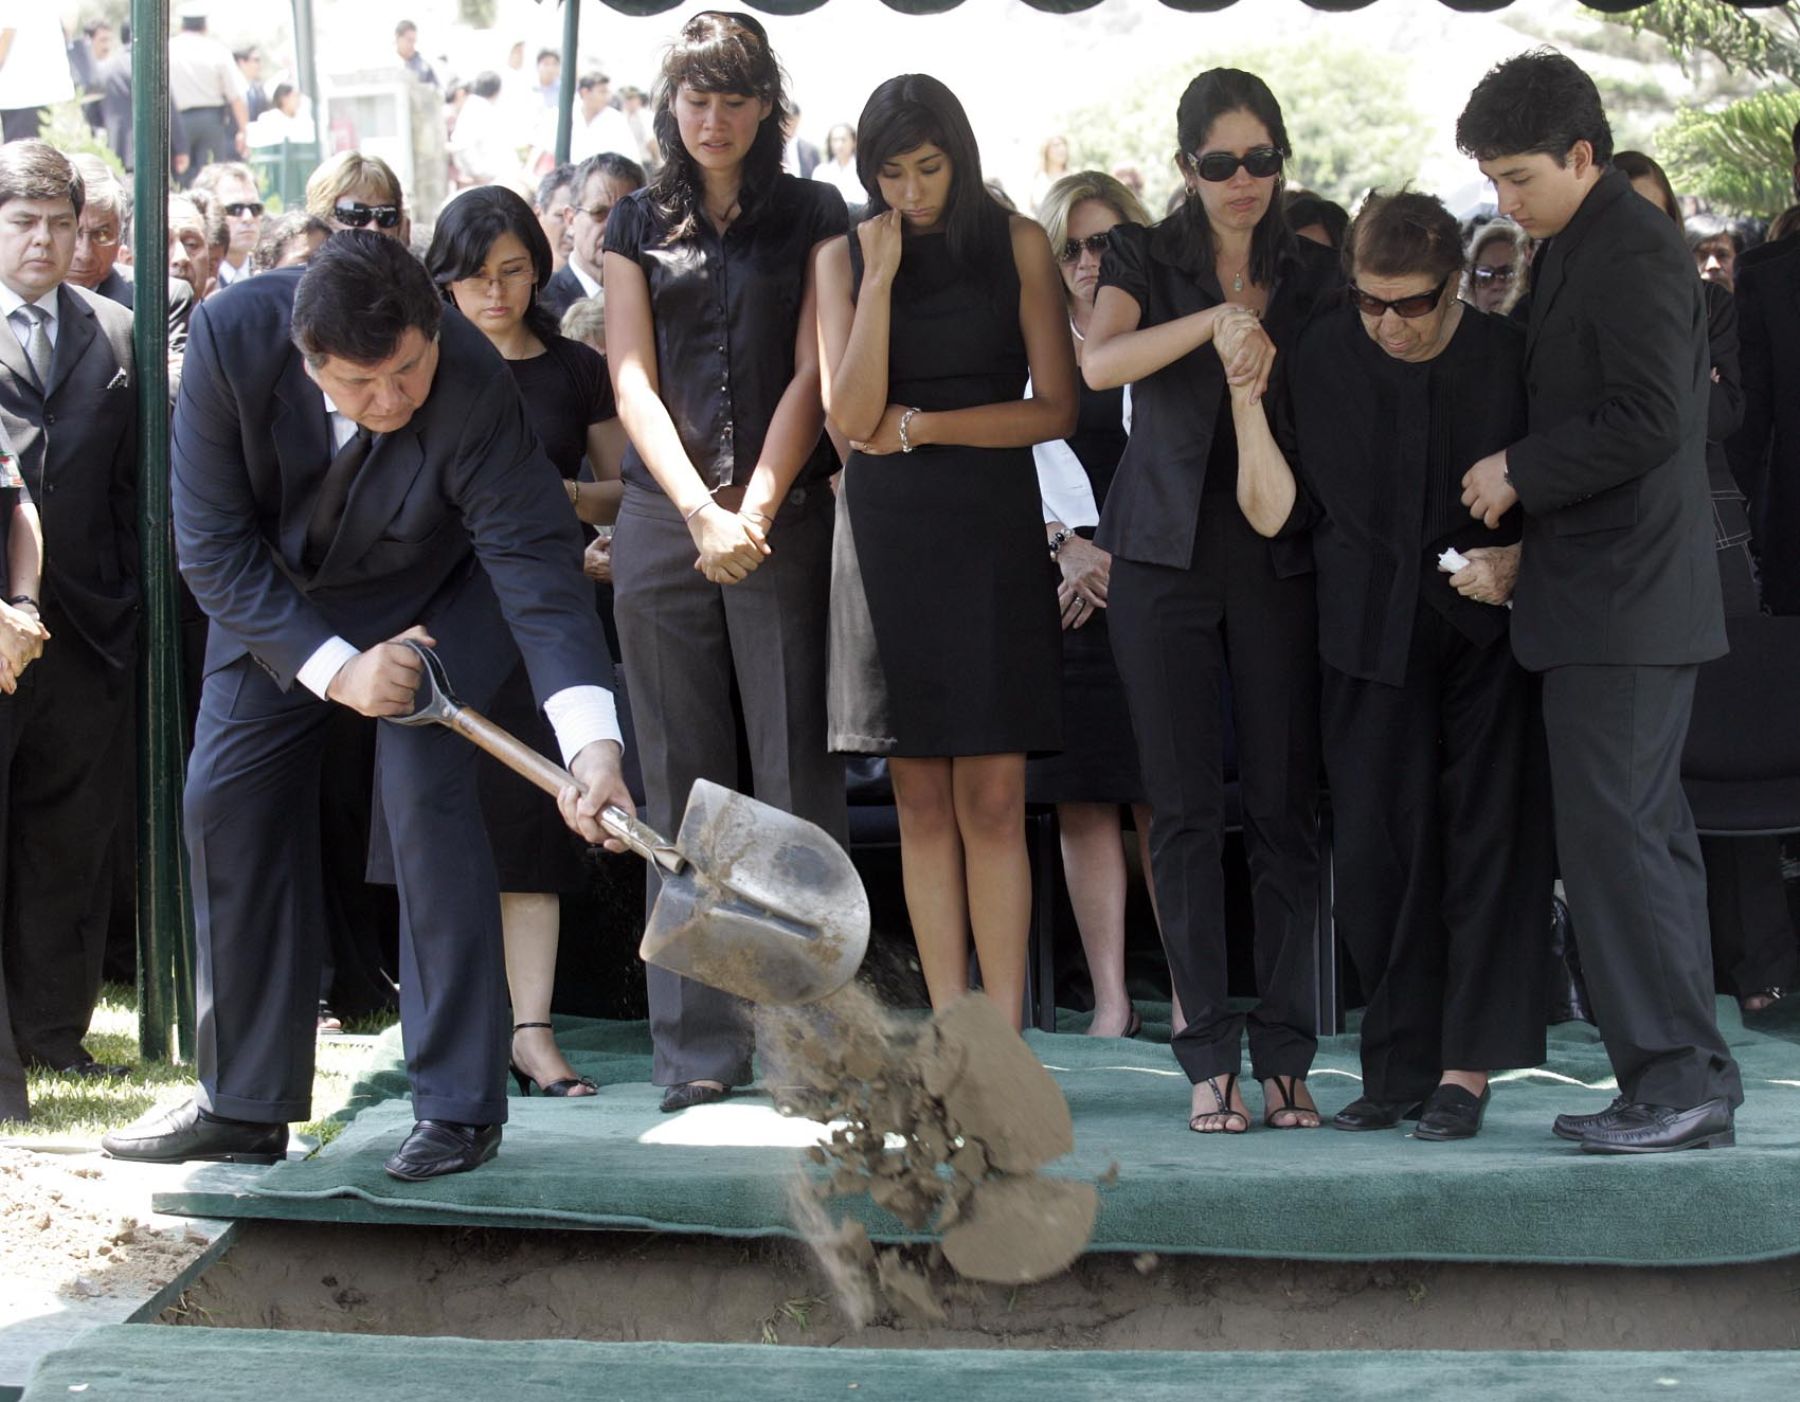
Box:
[898,406,922,454]
[682,497,715,524]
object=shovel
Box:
[391,642,869,1005]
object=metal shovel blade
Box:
[639,778,870,1006]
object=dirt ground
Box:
[167,1221,1800,1352]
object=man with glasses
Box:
[541,152,645,319]
[534,164,577,274]
[193,162,264,289]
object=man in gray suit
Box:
[1456,50,1741,1154]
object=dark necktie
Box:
[303,426,374,569]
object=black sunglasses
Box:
[1348,277,1451,320]
[222,201,265,218]
[1469,265,1516,285]
[1057,233,1111,265]
[1191,146,1283,183]
[334,202,403,230]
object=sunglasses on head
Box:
[1348,277,1450,319]
[1469,265,1516,285]
[1191,146,1283,183]
[1057,232,1111,265]
[334,202,403,230]
[222,201,265,219]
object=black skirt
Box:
[1025,607,1143,804]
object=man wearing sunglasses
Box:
[193,162,263,288]
[1456,51,1740,1156]
[103,231,631,1181]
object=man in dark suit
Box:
[0,142,138,1083]
[1457,52,1741,1154]
[101,232,632,1180]
[540,152,645,321]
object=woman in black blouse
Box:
[1083,69,1340,1134]
[602,12,848,1111]
[1236,192,1553,1141]
[423,186,624,1099]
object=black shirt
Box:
[604,175,849,495]
[1094,212,1343,569]
[506,335,616,481]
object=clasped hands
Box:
[1214,304,1275,404]
[688,501,772,584]
[1056,535,1110,630]
[0,600,49,695]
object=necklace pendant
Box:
[1233,272,1244,293]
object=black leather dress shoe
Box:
[1332,1096,1424,1131]
[1551,1094,1631,1142]
[382,1120,502,1181]
[1579,1097,1735,1155]
[660,1081,730,1114]
[1413,1084,1490,1141]
[101,1098,287,1165]
[58,1058,133,1080]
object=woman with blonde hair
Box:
[1031,171,1162,1038]
[1463,218,1528,316]
[305,151,410,242]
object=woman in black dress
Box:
[1030,171,1158,1039]
[425,187,624,1098]
[1236,191,1553,1141]
[819,74,1077,1031]
[604,13,848,1110]
[1083,69,1342,1133]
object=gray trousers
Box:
[1541,663,1743,1110]
[611,484,845,1087]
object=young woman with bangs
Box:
[602,11,849,1112]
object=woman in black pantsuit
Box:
[1235,191,1553,1141]
[1083,69,1341,1133]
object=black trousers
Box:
[187,568,518,1125]
[611,484,844,1087]
[177,106,233,186]
[0,108,43,143]
[1108,501,1320,1085]
[1323,606,1553,1104]
[0,697,25,1121]
[2,610,132,1070]
[1541,663,1743,1109]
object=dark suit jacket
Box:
[91,269,199,354]
[795,139,821,179]
[170,269,611,704]
[0,284,139,670]
[539,263,590,323]
[1504,167,1725,672]
[1726,235,1800,612]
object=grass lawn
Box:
[2,983,398,1148]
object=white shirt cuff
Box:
[544,685,622,765]
[297,636,361,699]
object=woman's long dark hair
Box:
[856,74,1010,271]
[424,185,561,345]
[1172,67,1294,292]
[649,10,788,243]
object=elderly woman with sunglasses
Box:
[1464,219,1529,316]
[1233,191,1553,1141]
[304,151,411,244]
[1082,69,1342,1135]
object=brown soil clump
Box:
[758,987,1103,1325]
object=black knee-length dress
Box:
[828,229,1061,757]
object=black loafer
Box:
[660,1081,730,1114]
[60,1058,133,1080]
[101,1098,287,1165]
[1332,1095,1424,1131]
[1413,1084,1490,1141]
[1552,1094,1631,1142]
[1579,1097,1735,1155]
[382,1120,502,1181]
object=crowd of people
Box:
[0,10,1793,1182]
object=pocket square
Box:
[106,369,130,390]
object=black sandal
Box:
[1262,1075,1321,1129]
[509,1022,598,1097]
[1188,1074,1249,1135]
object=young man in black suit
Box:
[101,233,632,1180]
[0,141,138,1084]
[1456,51,1741,1154]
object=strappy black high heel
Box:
[1188,1073,1249,1134]
[509,1021,598,1097]
[1262,1075,1321,1129]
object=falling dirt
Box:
[757,985,1103,1326]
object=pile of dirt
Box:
[759,988,1103,1326]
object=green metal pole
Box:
[132,0,193,1064]
[555,0,581,165]
[292,0,320,140]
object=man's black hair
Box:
[0,140,86,217]
[292,230,442,367]
[537,48,560,66]
[472,71,503,101]
[578,71,612,92]
[1455,48,1613,168]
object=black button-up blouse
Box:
[603,175,849,495]
[1094,212,1343,571]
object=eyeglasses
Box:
[455,267,536,293]
[333,202,403,230]
[1469,266,1515,286]
[1191,146,1283,183]
[76,226,120,248]
[1348,277,1450,320]
[222,202,265,219]
[574,203,614,222]
[1057,233,1111,265]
